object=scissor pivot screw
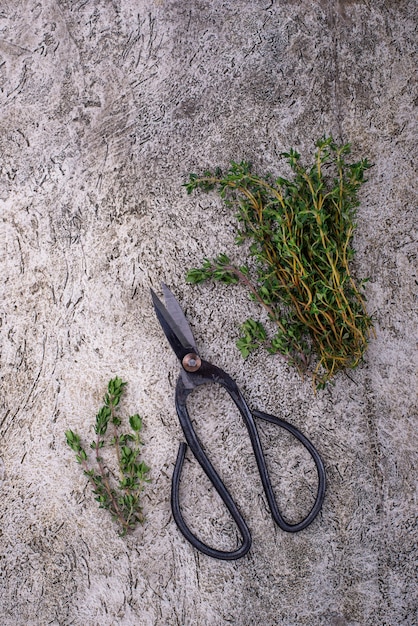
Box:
[182,353,202,372]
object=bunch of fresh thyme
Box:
[66,377,150,535]
[185,137,374,387]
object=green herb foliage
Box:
[65,377,150,535]
[185,137,374,387]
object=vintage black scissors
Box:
[151,284,326,560]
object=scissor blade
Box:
[150,288,197,362]
[162,283,198,352]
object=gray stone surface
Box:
[1,1,417,624]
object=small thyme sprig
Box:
[185,137,374,387]
[66,377,150,535]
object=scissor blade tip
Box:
[150,288,162,306]
[161,282,173,296]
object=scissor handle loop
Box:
[173,364,253,560]
[172,359,326,559]
[171,441,252,560]
[250,408,326,531]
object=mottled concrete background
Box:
[1,1,417,625]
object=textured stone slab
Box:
[1,1,416,624]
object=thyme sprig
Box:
[66,377,150,535]
[185,137,374,387]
